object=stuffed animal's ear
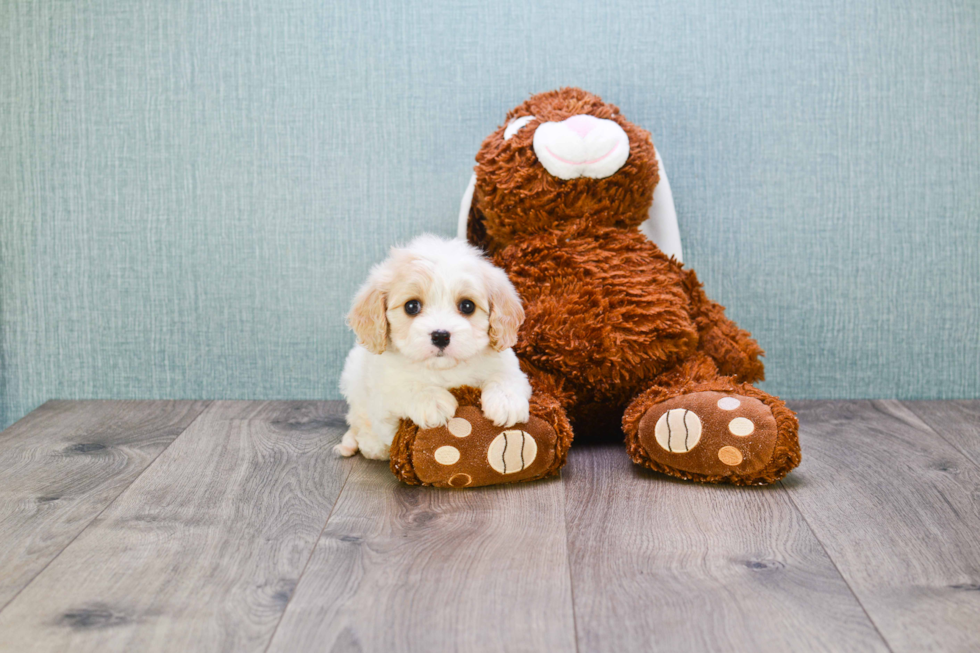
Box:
[457,173,476,239]
[639,149,683,263]
[347,268,390,354]
[458,173,492,251]
[484,264,524,351]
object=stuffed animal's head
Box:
[468,87,659,249]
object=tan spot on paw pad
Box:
[717,396,741,410]
[728,417,754,436]
[434,446,460,465]
[718,446,743,466]
[448,473,471,487]
[447,417,472,438]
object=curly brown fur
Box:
[474,88,658,249]
[526,379,575,470]
[680,268,765,383]
[473,88,764,398]
[462,87,800,485]
[496,222,699,405]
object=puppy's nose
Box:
[430,330,451,349]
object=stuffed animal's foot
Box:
[625,388,801,485]
[390,387,566,488]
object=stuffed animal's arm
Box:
[680,267,766,384]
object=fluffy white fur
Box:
[336,234,531,460]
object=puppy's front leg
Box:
[355,429,394,460]
[481,362,532,427]
[481,384,530,427]
[405,386,458,429]
[334,430,359,457]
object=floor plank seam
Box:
[778,480,895,653]
[900,401,980,474]
[0,400,214,616]
[261,455,355,653]
[559,467,582,653]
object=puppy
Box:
[335,234,532,460]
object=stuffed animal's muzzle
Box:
[532,114,630,180]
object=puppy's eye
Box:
[404,300,422,316]
[504,115,535,141]
[458,299,476,315]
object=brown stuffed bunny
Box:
[391,87,801,488]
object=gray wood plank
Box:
[0,400,210,609]
[0,401,351,653]
[563,441,888,653]
[903,400,980,469]
[265,458,577,653]
[786,400,980,653]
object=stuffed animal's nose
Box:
[532,114,630,180]
[430,330,451,349]
[563,114,600,138]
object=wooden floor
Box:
[0,401,978,652]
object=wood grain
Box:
[786,400,980,653]
[0,401,351,653]
[265,458,577,653]
[3,400,979,652]
[562,441,887,653]
[903,400,980,469]
[0,400,209,609]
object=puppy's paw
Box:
[481,385,531,427]
[357,434,391,460]
[407,388,459,429]
[334,430,358,457]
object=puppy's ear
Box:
[347,264,391,354]
[484,264,524,351]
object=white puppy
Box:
[335,234,532,460]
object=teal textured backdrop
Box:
[2,0,978,428]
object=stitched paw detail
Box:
[487,430,537,474]
[637,392,778,478]
[654,409,703,453]
[409,406,558,488]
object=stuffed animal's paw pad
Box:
[408,406,558,488]
[637,392,778,478]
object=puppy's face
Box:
[348,236,523,369]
